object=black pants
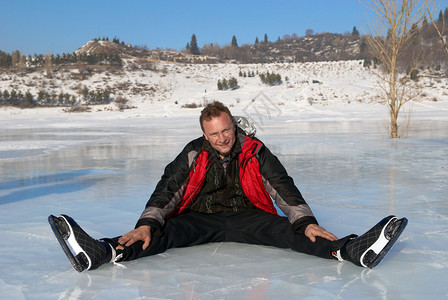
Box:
[109,210,351,262]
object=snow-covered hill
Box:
[0,59,447,124]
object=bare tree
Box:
[45,51,53,78]
[360,0,430,138]
[11,50,21,71]
[425,0,448,56]
[19,54,26,73]
[201,43,222,58]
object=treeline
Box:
[217,77,238,90]
[0,87,113,108]
[0,36,126,69]
[185,7,448,65]
[239,70,256,77]
[259,72,282,85]
[217,70,286,90]
[359,8,448,75]
[0,51,122,69]
[186,28,363,63]
[92,36,126,45]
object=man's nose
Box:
[217,133,226,142]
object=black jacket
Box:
[136,127,318,233]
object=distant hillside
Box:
[67,33,363,65]
[245,33,362,63]
[1,22,447,70]
[75,40,125,56]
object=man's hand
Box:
[118,225,152,250]
[304,224,338,242]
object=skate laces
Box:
[107,243,127,269]
[113,255,127,269]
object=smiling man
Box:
[49,101,407,272]
[202,110,236,158]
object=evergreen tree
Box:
[259,71,282,85]
[189,34,200,55]
[276,73,281,84]
[231,35,238,47]
[217,79,223,90]
[17,91,24,106]
[264,33,268,43]
[444,8,448,20]
[228,77,238,89]
[81,87,89,101]
[410,23,420,45]
[58,92,64,105]
[255,37,259,44]
[10,90,18,105]
[422,15,428,27]
[3,90,10,103]
[51,92,57,105]
[352,26,360,36]
[24,91,34,107]
[64,93,71,105]
[37,90,46,104]
[70,95,77,105]
[221,78,228,89]
[438,10,443,22]
[0,52,12,68]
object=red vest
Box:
[168,136,278,218]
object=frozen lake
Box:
[0,119,447,299]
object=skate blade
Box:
[362,217,408,268]
[48,215,88,272]
[59,215,92,269]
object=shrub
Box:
[259,72,282,85]
[114,96,129,110]
[63,105,92,113]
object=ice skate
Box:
[343,215,408,268]
[48,214,113,272]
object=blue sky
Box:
[0,0,446,56]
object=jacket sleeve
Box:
[135,138,202,229]
[257,143,318,232]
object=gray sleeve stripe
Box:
[262,175,314,224]
[187,150,198,168]
[139,180,188,226]
[139,148,198,226]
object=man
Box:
[49,101,407,272]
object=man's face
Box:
[202,112,236,157]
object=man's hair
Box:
[199,101,234,131]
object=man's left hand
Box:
[305,224,338,242]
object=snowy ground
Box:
[0,61,447,299]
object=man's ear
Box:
[203,133,209,141]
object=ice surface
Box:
[0,116,447,299]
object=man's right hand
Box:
[118,225,152,250]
